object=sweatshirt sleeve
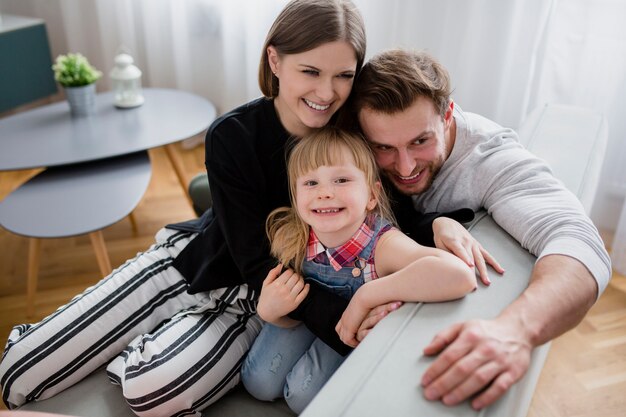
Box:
[288,281,353,356]
[475,139,611,296]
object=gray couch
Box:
[19,103,607,416]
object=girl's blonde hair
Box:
[267,127,395,275]
[258,0,366,98]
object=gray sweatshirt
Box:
[412,106,611,294]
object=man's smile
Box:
[394,169,424,185]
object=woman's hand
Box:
[257,264,309,325]
[335,294,370,348]
[336,291,402,347]
[432,217,504,285]
[355,301,403,342]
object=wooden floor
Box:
[1,103,626,415]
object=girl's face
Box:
[269,41,357,137]
[295,147,377,248]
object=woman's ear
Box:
[267,45,280,76]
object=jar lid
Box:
[110,54,142,80]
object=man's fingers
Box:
[482,248,505,274]
[472,246,491,285]
[423,343,490,401]
[471,370,518,410]
[421,323,467,387]
[447,241,474,267]
[473,244,505,285]
[420,319,531,409]
[440,361,500,405]
[422,322,463,356]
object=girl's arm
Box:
[336,230,476,346]
[372,229,477,301]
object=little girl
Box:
[241,126,477,413]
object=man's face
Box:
[358,97,454,196]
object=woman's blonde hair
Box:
[258,0,366,97]
[267,127,395,275]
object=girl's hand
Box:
[257,264,310,325]
[432,217,505,285]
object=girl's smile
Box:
[295,148,377,248]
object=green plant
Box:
[52,53,102,87]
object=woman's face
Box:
[269,41,357,137]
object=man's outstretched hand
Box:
[420,318,532,410]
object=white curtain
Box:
[2,0,625,264]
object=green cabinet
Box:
[0,14,57,113]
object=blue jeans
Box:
[241,323,346,414]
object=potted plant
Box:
[52,53,102,117]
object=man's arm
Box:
[420,254,597,410]
[410,133,610,408]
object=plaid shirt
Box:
[305,215,394,282]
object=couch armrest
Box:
[302,212,547,417]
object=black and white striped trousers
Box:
[0,227,262,416]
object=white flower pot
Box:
[64,83,96,117]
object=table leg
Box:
[164,143,194,208]
[128,211,139,235]
[27,238,41,318]
[89,231,112,277]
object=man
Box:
[346,49,611,410]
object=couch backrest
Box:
[517,103,608,213]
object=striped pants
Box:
[0,227,263,416]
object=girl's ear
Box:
[366,181,381,211]
[267,45,280,76]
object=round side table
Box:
[0,151,152,316]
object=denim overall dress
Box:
[301,214,392,299]
[241,215,393,412]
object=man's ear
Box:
[267,45,280,76]
[444,100,455,128]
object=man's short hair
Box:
[351,49,452,119]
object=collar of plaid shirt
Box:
[305,215,376,272]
